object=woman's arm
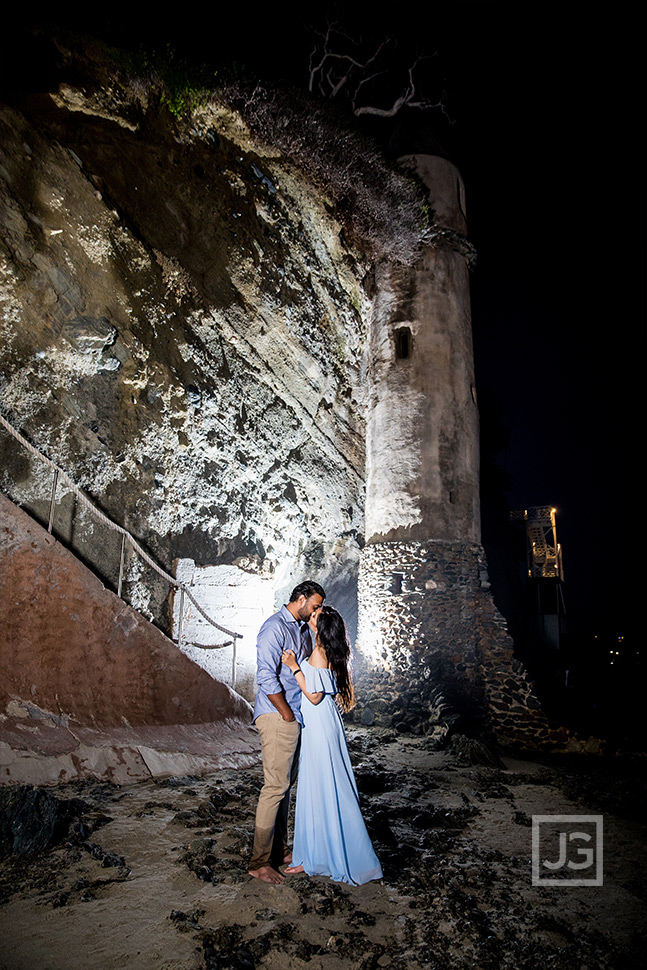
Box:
[293,669,324,706]
[281,650,324,705]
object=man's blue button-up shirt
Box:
[253,604,312,725]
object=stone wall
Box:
[355,540,487,736]
[353,538,603,753]
[0,493,260,785]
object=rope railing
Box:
[0,413,243,689]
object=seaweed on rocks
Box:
[0,785,112,859]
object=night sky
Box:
[433,6,644,641]
[4,5,645,641]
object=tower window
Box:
[394,326,412,359]
[390,573,404,595]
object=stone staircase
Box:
[0,492,259,786]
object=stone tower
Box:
[355,153,486,734]
[364,154,479,547]
[354,152,580,750]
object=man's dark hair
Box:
[289,580,325,603]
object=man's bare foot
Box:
[283,852,293,865]
[284,864,305,875]
[249,865,285,884]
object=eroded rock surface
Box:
[0,56,369,638]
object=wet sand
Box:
[0,729,645,970]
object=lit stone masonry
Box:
[354,540,487,737]
[353,539,579,750]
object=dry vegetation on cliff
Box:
[216,80,430,267]
[36,25,432,267]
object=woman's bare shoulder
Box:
[306,648,330,669]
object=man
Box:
[248,580,325,884]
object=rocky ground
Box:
[0,728,645,970]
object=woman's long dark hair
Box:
[316,606,355,713]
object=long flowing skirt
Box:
[291,663,382,886]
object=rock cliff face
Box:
[1,38,570,750]
[1,52,372,690]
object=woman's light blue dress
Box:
[291,660,382,886]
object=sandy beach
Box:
[1,729,645,970]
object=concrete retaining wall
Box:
[0,493,260,784]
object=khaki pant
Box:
[249,713,301,871]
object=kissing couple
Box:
[248,581,382,886]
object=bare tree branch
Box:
[308,22,446,119]
[353,60,447,118]
[309,24,391,100]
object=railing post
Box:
[2,414,243,659]
[47,468,58,533]
[177,587,185,647]
[232,635,238,691]
[117,533,126,597]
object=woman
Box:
[280,605,382,886]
